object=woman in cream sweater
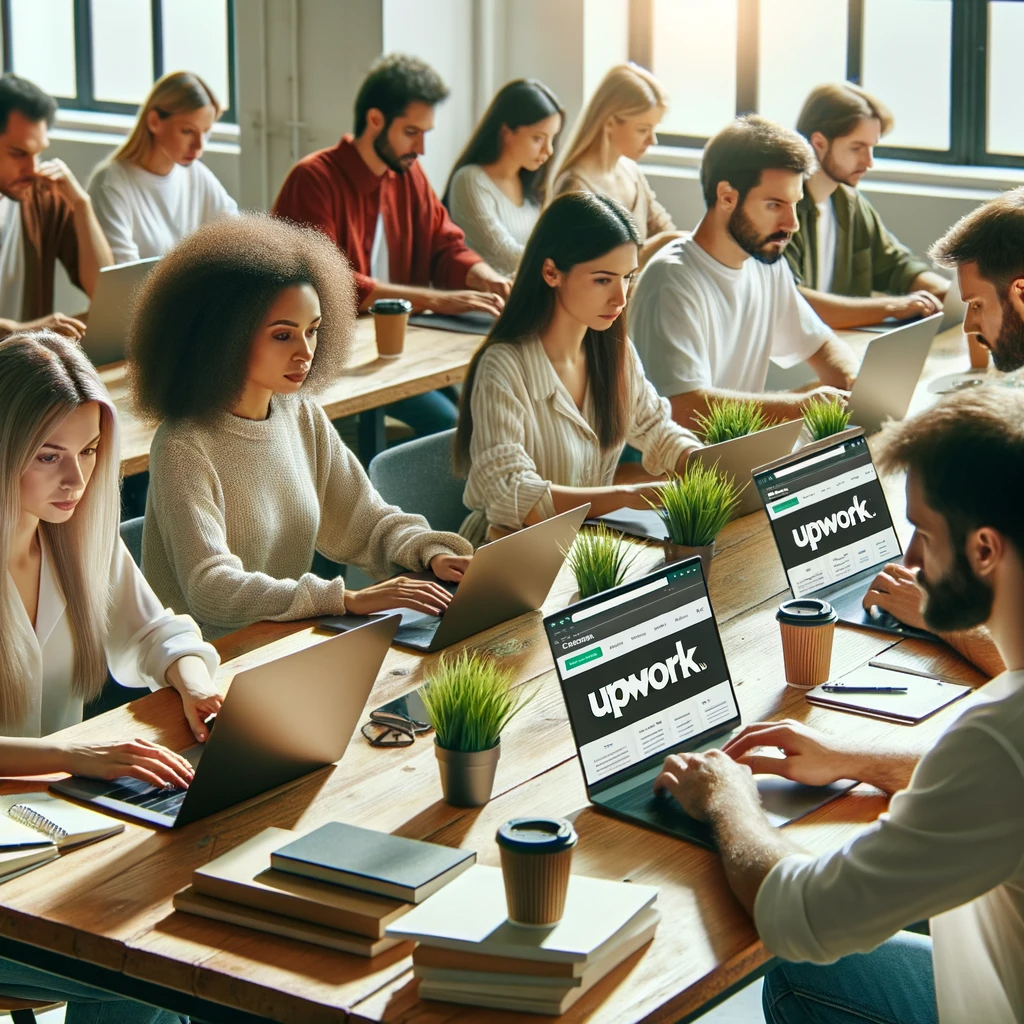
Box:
[553,64,684,267]
[454,192,701,547]
[131,215,473,639]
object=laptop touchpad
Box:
[756,776,858,826]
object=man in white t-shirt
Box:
[0,73,113,340]
[630,115,858,432]
[655,387,1024,1024]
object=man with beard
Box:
[0,74,113,340]
[657,388,1024,1024]
[630,115,858,431]
[273,54,509,437]
[786,83,949,329]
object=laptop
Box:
[543,558,855,850]
[589,418,805,539]
[322,505,590,652]
[81,257,160,366]
[752,427,934,640]
[51,616,399,828]
[846,312,941,434]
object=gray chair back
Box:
[367,428,468,534]
[119,516,144,567]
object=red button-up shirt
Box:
[272,135,482,306]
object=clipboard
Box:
[805,665,972,725]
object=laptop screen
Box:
[545,561,739,791]
[753,433,901,598]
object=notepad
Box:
[0,793,124,851]
[806,666,972,724]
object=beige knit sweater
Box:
[143,396,472,639]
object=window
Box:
[629,0,1024,168]
[0,0,236,121]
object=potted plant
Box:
[420,652,536,807]
[648,463,740,579]
[564,524,638,601]
[802,395,850,441]
[693,397,768,444]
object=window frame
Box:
[0,0,237,123]
[629,0,1024,169]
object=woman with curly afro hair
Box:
[130,214,472,639]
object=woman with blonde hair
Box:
[0,330,221,1019]
[554,63,683,266]
[88,70,237,263]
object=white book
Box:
[0,793,123,851]
[387,865,658,964]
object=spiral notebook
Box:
[0,793,124,851]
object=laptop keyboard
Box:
[102,776,188,816]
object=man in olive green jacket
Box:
[786,83,949,329]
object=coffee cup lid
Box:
[776,597,838,626]
[370,298,413,315]
[496,817,578,853]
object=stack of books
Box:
[386,865,660,1014]
[173,822,476,957]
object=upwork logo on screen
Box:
[587,640,708,719]
[791,493,875,552]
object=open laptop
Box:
[544,558,855,849]
[322,505,590,652]
[846,312,941,434]
[80,257,160,366]
[51,616,399,828]
[589,418,805,540]
[752,427,934,641]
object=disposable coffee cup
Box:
[369,297,413,358]
[776,598,838,689]
[496,817,577,926]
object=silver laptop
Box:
[847,312,941,434]
[589,418,805,540]
[51,616,399,828]
[322,505,590,652]
[544,558,854,850]
[81,257,160,366]
[753,427,934,640]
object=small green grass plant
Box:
[649,463,740,547]
[693,397,768,445]
[802,395,851,441]
[564,524,638,600]
[420,652,535,753]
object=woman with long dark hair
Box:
[454,192,700,545]
[445,79,563,276]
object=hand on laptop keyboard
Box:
[343,576,455,617]
[862,563,927,631]
[60,738,194,790]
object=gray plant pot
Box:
[663,540,715,581]
[435,739,501,807]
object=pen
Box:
[821,684,908,694]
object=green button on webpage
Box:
[772,496,799,513]
[566,648,602,670]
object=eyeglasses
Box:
[361,720,415,747]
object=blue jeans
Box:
[0,958,183,1023]
[385,387,459,438]
[762,931,937,1024]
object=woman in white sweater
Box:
[454,192,701,546]
[0,331,221,1020]
[444,79,563,277]
[88,71,237,264]
[132,215,473,639]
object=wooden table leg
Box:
[357,407,387,465]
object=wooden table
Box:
[103,316,485,477]
[0,326,981,1022]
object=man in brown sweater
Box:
[0,73,113,340]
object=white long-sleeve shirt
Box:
[755,669,1024,1024]
[5,536,218,738]
[461,336,699,544]
[88,158,237,264]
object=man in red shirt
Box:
[273,54,510,438]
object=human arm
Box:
[87,171,142,264]
[447,166,527,278]
[797,286,944,330]
[37,159,113,296]
[0,313,86,340]
[910,270,950,298]
[669,383,848,433]
[863,563,1006,678]
[805,335,858,390]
